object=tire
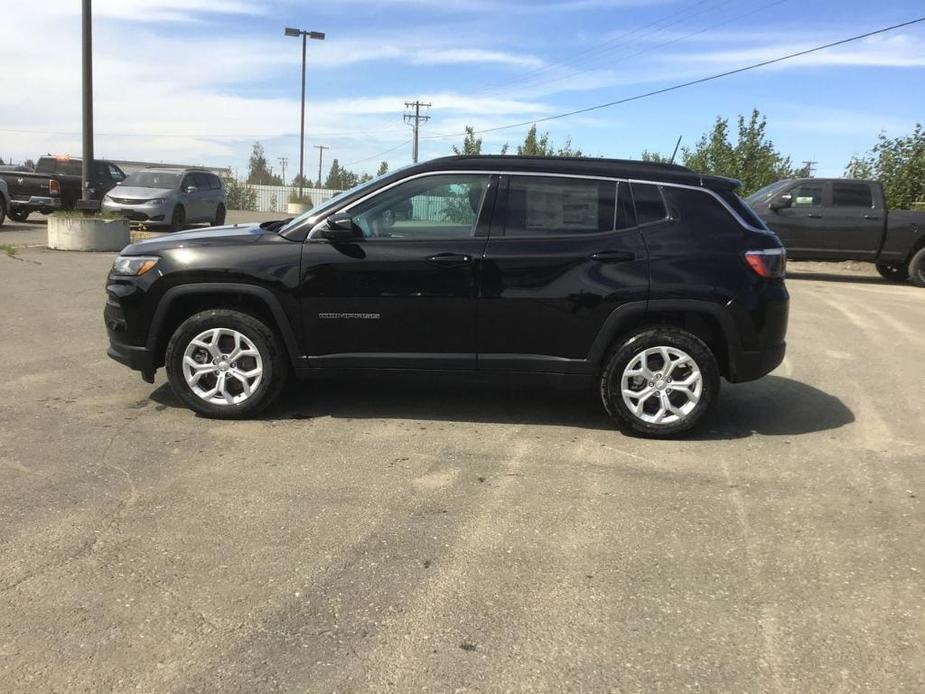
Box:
[909,247,925,288]
[599,327,720,438]
[8,207,29,223]
[0,197,6,227]
[165,309,288,419]
[875,261,909,282]
[212,204,226,226]
[170,205,186,232]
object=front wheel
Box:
[0,197,6,227]
[8,207,29,223]
[600,327,720,438]
[170,205,186,232]
[165,309,288,419]
[212,203,226,226]
[909,247,925,288]
[875,261,909,282]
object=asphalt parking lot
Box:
[1,216,923,692]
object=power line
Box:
[344,140,413,167]
[403,100,431,163]
[422,15,925,141]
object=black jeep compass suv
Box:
[104,155,788,437]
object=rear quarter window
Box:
[661,187,745,237]
[631,183,668,225]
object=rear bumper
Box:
[729,341,786,383]
[11,196,61,210]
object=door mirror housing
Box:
[321,213,361,242]
[185,185,198,194]
[769,194,792,211]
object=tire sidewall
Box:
[165,310,286,419]
[909,247,925,288]
[600,328,720,437]
[171,205,185,232]
[213,204,226,226]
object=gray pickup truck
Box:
[747,178,925,287]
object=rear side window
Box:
[505,176,616,236]
[720,190,767,229]
[208,174,223,190]
[631,183,668,225]
[831,182,873,208]
[192,172,212,189]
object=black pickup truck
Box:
[0,156,126,222]
[746,178,925,286]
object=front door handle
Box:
[806,213,823,218]
[590,250,635,263]
[864,214,879,220]
[427,253,472,267]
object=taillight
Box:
[745,248,786,279]
[48,179,61,196]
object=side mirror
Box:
[321,213,361,242]
[185,185,198,194]
[769,194,792,211]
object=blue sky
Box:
[1,0,923,180]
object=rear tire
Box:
[212,204,226,226]
[165,309,288,419]
[875,261,909,282]
[8,208,29,223]
[909,247,925,288]
[170,205,186,232]
[0,197,6,227]
[600,327,720,438]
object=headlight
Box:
[147,198,166,205]
[104,194,114,201]
[112,255,159,276]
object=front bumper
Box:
[102,199,170,224]
[105,283,157,381]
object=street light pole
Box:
[80,0,98,211]
[285,27,325,197]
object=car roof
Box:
[411,155,741,191]
[139,167,212,175]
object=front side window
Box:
[108,164,125,181]
[505,176,617,236]
[831,182,873,208]
[122,172,181,189]
[790,182,824,207]
[350,174,490,240]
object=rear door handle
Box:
[864,214,879,220]
[427,253,472,267]
[806,213,823,218]
[590,250,635,263]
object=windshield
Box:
[745,180,791,204]
[278,168,411,234]
[122,171,181,189]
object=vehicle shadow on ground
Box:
[786,271,902,286]
[151,373,854,440]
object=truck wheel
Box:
[909,247,925,288]
[212,204,226,226]
[170,205,186,232]
[600,327,719,438]
[165,309,288,419]
[875,261,909,282]
[8,208,29,223]
[0,197,6,227]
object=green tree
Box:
[0,157,4,165]
[640,149,670,163]
[324,159,359,190]
[516,124,582,157]
[453,126,482,155]
[845,124,925,209]
[246,142,283,185]
[376,161,389,176]
[682,109,795,196]
[291,173,311,189]
[221,171,257,211]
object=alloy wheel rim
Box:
[182,328,263,406]
[620,346,702,425]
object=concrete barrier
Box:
[47,215,131,252]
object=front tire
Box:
[8,207,29,223]
[909,247,925,288]
[165,309,288,419]
[600,327,720,438]
[0,197,6,227]
[170,205,186,232]
[875,261,909,282]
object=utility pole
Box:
[278,157,288,185]
[404,100,431,163]
[79,0,98,211]
[801,159,818,177]
[313,145,329,187]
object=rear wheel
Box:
[170,205,186,232]
[909,247,925,288]
[212,203,226,226]
[600,327,720,438]
[0,197,6,227]
[165,309,288,419]
[875,261,909,282]
[8,207,29,223]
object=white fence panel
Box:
[244,184,343,212]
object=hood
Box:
[122,223,270,255]
[107,186,173,200]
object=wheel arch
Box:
[147,283,301,368]
[589,300,738,379]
